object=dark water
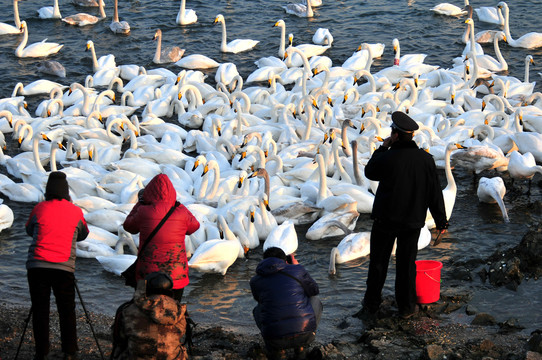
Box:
[0,0,541,343]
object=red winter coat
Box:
[123,175,200,289]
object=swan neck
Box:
[279,24,285,58]
[33,137,46,173]
[15,23,28,57]
[502,6,511,41]
[494,34,506,69]
[50,144,59,172]
[468,21,477,55]
[525,58,530,83]
[13,0,21,28]
[317,155,327,203]
[90,44,99,72]
[220,21,227,52]
[329,247,338,275]
[113,0,119,22]
[154,32,162,64]
[444,146,456,192]
[99,0,106,18]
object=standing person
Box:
[361,111,449,319]
[123,174,200,302]
[250,247,323,360]
[111,272,189,360]
[26,171,89,360]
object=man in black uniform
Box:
[362,111,448,318]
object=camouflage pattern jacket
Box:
[112,282,188,360]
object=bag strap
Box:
[138,201,179,256]
[278,270,310,295]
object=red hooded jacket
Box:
[123,174,200,289]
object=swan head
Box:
[392,38,399,51]
[152,29,162,40]
[273,19,285,28]
[19,20,26,31]
[214,14,225,24]
[85,40,94,51]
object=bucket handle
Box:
[423,272,441,283]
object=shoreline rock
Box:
[1,292,538,360]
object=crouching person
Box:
[111,272,189,360]
[250,247,323,360]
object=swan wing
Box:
[175,54,220,69]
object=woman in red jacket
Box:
[123,174,200,302]
[26,171,89,360]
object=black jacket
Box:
[250,257,319,340]
[365,140,447,229]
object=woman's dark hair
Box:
[263,247,287,261]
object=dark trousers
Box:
[27,268,78,356]
[172,287,184,302]
[253,297,322,353]
[363,220,421,315]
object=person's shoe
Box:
[353,306,377,322]
[63,353,77,360]
[399,305,420,320]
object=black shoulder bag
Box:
[121,202,179,288]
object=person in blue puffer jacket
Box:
[250,247,322,360]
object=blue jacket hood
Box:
[256,257,287,276]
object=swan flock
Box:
[0,0,540,277]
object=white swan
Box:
[152,29,185,64]
[507,150,542,194]
[84,208,127,233]
[110,0,130,34]
[62,0,105,26]
[430,0,468,16]
[38,0,62,19]
[426,143,458,229]
[12,80,65,97]
[498,2,542,49]
[0,199,13,232]
[176,0,197,25]
[188,215,242,275]
[15,21,63,58]
[282,0,314,18]
[86,40,116,72]
[0,176,44,203]
[213,14,259,53]
[215,62,240,86]
[175,54,219,69]
[306,202,359,240]
[474,4,504,25]
[313,28,333,45]
[37,60,66,78]
[262,220,298,255]
[0,0,22,35]
[329,230,370,275]
[477,177,509,222]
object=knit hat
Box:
[45,171,70,201]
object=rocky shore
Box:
[2,228,542,360]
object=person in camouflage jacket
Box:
[112,273,188,360]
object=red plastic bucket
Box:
[415,260,443,304]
